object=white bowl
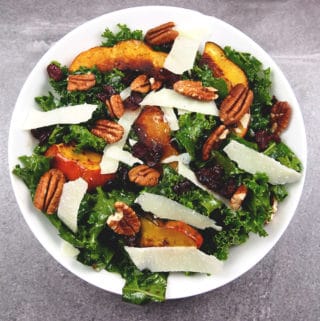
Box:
[8,6,307,299]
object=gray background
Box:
[1,1,319,320]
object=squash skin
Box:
[69,40,167,74]
[201,41,248,90]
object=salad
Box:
[13,22,303,304]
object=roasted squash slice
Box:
[69,40,167,73]
[201,42,248,90]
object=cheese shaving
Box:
[125,246,223,274]
[140,88,218,115]
[23,104,98,130]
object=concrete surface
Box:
[1,1,319,320]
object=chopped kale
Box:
[101,23,143,47]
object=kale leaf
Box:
[101,24,143,47]
[47,124,106,153]
[12,154,51,196]
[146,165,222,217]
[264,141,303,172]
[189,64,229,99]
[174,113,218,158]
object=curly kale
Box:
[101,23,143,47]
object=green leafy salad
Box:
[13,23,302,304]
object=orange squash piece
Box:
[45,143,114,190]
[139,217,203,248]
[201,41,248,90]
[69,40,167,73]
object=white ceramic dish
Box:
[8,6,306,299]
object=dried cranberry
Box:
[47,63,64,81]
[195,165,224,192]
[254,130,280,151]
[220,178,238,199]
[96,92,109,103]
[123,235,138,247]
[124,92,143,110]
[132,141,163,167]
[155,68,181,88]
[102,85,116,98]
[31,126,53,145]
[173,179,194,195]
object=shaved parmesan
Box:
[100,109,141,174]
[223,140,302,185]
[60,240,80,258]
[120,86,131,100]
[161,153,191,165]
[57,178,88,233]
[23,104,97,130]
[104,145,142,166]
[135,192,221,231]
[164,28,210,74]
[124,246,223,274]
[161,107,179,131]
[140,88,218,115]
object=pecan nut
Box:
[202,124,229,161]
[232,113,251,138]
[33,169,65,214]
[270,101,291,135]
[219,84,253,125]
[149,77,162,91]
[173,80,218,101]
[67,73,96,91]
[106,94,125,118]
[144,21,179,46]
[230,185,248,210]
[91,119,124,143]
[107,201,141,236]
[128,164,160,186]
[130,74,151,94]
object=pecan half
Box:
[67,73,96,91]
[107,201,141,236]
[106,94,125,118]
[202,125,229,161]
[130,74,151,94]
[219,84,253,125]
[173,80,218,101]
[144,21,179,46]
[91,119,124,143]
[230,185,248,210]
[270,101,291,135]
[128,164,160,186]
[33,169,65,214]
[149,77,162,91]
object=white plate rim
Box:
[8,5,307,300]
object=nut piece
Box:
[202,125,229,161]
[33,169,65,214]
[67,73,96,91]
[107,202,141,236]
[270,101,291,135]
[128,164,160,186]
[219,84,253,125]
[149,77,162,91]
[130,74,151,94]
[91,119,124,143]
[106,94,125,118]
[144,21,179,46]
[230,185,248,210]
[173,80,218,101]
[232,113,251,138]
